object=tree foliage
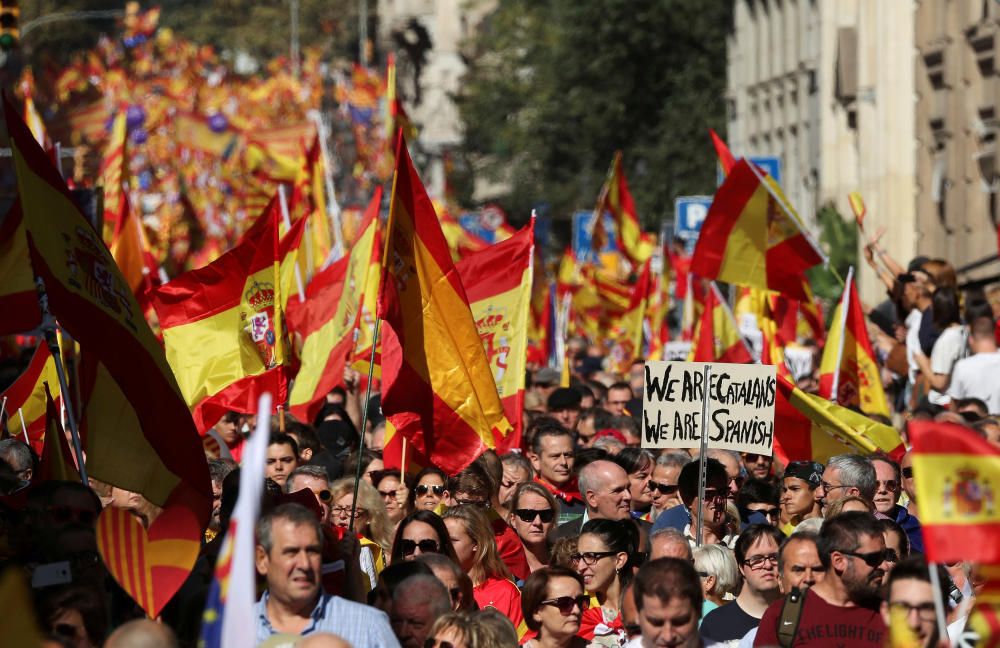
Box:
[455,0,732,229]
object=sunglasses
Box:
[514,508,555,523]
[415,484,444,496]
[839,549,893,568]
[876,479,899,491]
[378,489,398,499]
[540,594,590,615]
[400,538,440,556]
[748,507,780,519]
[901,467,913,479]
[648,481,679,495]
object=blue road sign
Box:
[716,155,782,186]
[673,196,713,254]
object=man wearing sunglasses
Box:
[755,512,890,647]
[871,456,924,553]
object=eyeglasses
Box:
[47,505,97,527]
[513,508,555,524]
[540,595,590,615]
[876,479,899,492]
[570,551,617,566]
[400,538,440,556]
[331,506,367,517]
[743,553,779,569]
[648,481,679,495]
[901,467,913,479]
[819,481,850,493]
[748,507,781,519]
[745,453,770,463]
[890,601,937,622]
[839,549,892,568]
[416,484,444,496]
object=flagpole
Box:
[927,562,949,644]
[828,267,853,403]
[694,363,712,547]
[400,436,408,477]
[0,396,6,434]
[35,278,87,484]
[18,408,28,444]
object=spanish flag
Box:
[37,383,80,484]
[645,258,671,361]
[909,421,1000,564]
[151,197,306,432]
[689,282,752,363]
[0,200,42,335]
[818,267,890,417]
[455,221,534,449]
[775,375,905,465]
[709,128,736,176]
[350,235,384,379]
[377,134,514,475]
[99,110,128,244]
[691,158,825,300]
[289,188,380,422]
[0,343,59,452]
[593,152,654,267]
[606,259,653,373]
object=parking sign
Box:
[673,196,713,254]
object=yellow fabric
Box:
[912,453,1000,526]
[350,247,383,379]
[0,568,42,647]
[686,283,743,361]
[470,278,532,404]
[716,182,769,288]
[786,384,904,462]
[100,111,127,244]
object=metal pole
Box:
[359,0,369,67]
[694,364,712,547]
[927,562,949,645]
[348,318,382,530]
[290,0,300,79]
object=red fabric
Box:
[491,514,529,582]
[577,605,624,644]
[474,576,524,630]
[710,128,736,175]
[755,588,884,647]
[533,476,584,507]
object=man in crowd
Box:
[266,433,301,487]
[0,438,33,494]
[880,556,949,648]
[254,503,399,646]
[948,316,1000,413]
[528,424,585,523]
[629,558,703,648]
[708,449,744,501]
[555,459,632,538]
[755,512,891,647]
[870,455,923,553]
[286,465,333,525]
[778,531,826,593]
[547,387,583,432]
[701,525,783,645]
[814,454,877,515]
[655,458,733,548]
[742,452,773,482]
[389,574,452,648]
[604,382,634,416]
[649,527,693,561]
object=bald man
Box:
[555,459,635,539]
[105,619,179,648]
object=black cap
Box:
[547,387,582,411]
[316,420,359,459]
[784,461,824,487]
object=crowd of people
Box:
[0,246,997,647]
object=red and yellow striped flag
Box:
[689,283,752,363]
[0,200,42,335]
[594,152,654,267]
[0,343,59,453]
[909,421,1000,564]
[37,383,80,484]
[377,135,513,475]
[818,268,890,417]
[99,110,128,244]
[606,260,653,373]
[691,158,825,300]
[151,197,306,432]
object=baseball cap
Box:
[783,460,824,487]
[547,387,582,411]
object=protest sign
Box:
[642,360,777,455]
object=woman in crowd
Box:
[35,585,107,648]
[442,505,526,632]
[825,495,874,518]
[649,451,688,516]
[778,461,823,534]
[372,469,408,530]
[915,286,966,406]
[499,452,534,514]
[425,609,518,648]
[611,448,655,521]
[520,566,589,648]
[390,509,459,564]
[692,543,740,618]
[343,448,384,484]
[329,477,393,587]
[409,466,449,511]
[508,481,560,575]
[878,518,910,562]
[573,518,637,647]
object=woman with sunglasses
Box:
[572,519,637,647]
[329,477,394,587]
[508,482,559,575]
[410,466,449,511]
[520,566,589,648]
[442,505,526,633]
[372,469,409,531]
[390,509,459,564]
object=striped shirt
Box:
[255,591,400,647]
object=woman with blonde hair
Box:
[825,495,875,518]
[692,544,740,617]
[508,481,560,574]
[425,609,519,648]
[329,477,393,589]
[442,505,525,632]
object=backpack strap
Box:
[776,587,806,648]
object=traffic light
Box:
[0,0,18,51]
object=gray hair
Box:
[285,465,330,493]
[393,574,452,617]
[415,553,464,580]
[693,544,740,597]
[500,452,534,480]
[827,454,877,501]
[593,436,625,454]
[793,517,824,535]
[656,451,691,469]
[208,458,237,485]
[256,503,322,555]
[649,527,692,560]
[0,438,32,472]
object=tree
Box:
[455,0,732,230]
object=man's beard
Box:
[843,560,883,607]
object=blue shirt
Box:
[255,591,400,647]
[650,504,690,533]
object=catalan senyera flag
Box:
[0,200,42,335]
[99,110,128,244]
[377,135,514,475]
[37,383,80,484]
[456,221,534,450]
[6,92,211,569]
[691,158,825,300]
[909,421,1000,564]
[594,152,655,267]
[818,267,890,417]
[289,188,380,422]
[0,343,59,453]
[689,282,752,363]
[774,375,905,465]
[151,197,306,432]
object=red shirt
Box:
[491,513,530,581]
[755,588,886,647]
[475,576,525,631]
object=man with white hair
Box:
[814,454,877,515]
[554,459,632,538]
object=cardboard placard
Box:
[642,361,777,454]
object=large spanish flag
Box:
[6,95,211,536]
[0,200,42,335]
[0,343,59,452]
[689,282,752,363]
[775,375,904,465]
[456,221,534,449]
[594,152,654,267]
[151,197,306,432]
[377,135,514,475]
[691,158,825,300]
[289,188,380,421]
[909,421,1000,564]
[818,268,890,417]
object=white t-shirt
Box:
[928,325,968,405]
[905,309,923,384]
[948,351,1000,414]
